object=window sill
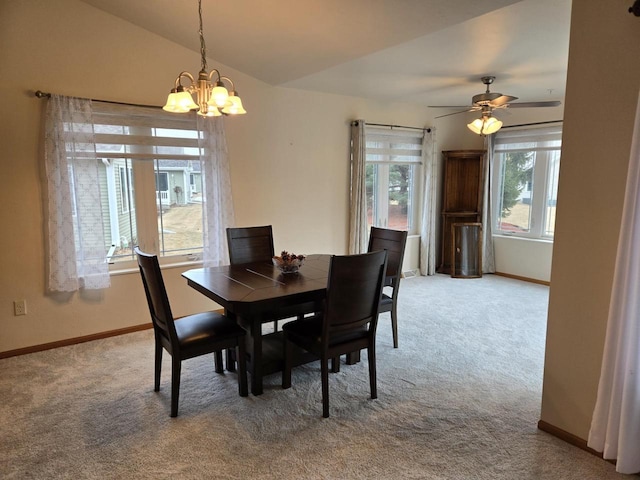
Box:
[109,258,203,277]
[492,234,553,244]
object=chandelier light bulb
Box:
[221,94,247,115]
[467,115,502,135]
[209,84,230,108]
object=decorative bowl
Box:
[272,251,305,274]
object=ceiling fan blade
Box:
[506,101,562,108]
[434,108,476,119]
[428,105,472,108]
[488,95,518,107]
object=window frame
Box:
[492,125,562,240]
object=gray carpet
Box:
[0,274,629,479]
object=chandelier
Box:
[467,106,502,135]
[163,0,246,117]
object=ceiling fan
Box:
[430,76,561,135]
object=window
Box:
[365,127,423,234]
[45,95,233,291]
[492,126,562,239]
[92,102,204,265]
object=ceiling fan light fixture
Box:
[467,116,502,135]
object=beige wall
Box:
[0,0,438,352]
[493,236,553,282]
[1,0,563,355]
[541,0,640,440]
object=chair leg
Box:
[236,343,248,397]
[391,306,399,348]
[154,341,163,392]
[273,320,278,332]
[170,358,182,417]
[321,356,330,418]
[214,351,224,374]
[226,348,236,372]
[282,336,292,389]
[331,356,340,373]
[346,350,361,364]
[368,344,377,400]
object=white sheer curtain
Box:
[482,134,496,273]
[419,128,438,275]
[587,91,640,474]
[197,116,235,267]
[44,95,110,292]
[349,120,368,254]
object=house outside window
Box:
[365,126,423,235]
[492,125,562,239]
[118,165,133,214]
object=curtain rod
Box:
[351,120,431,133]
[34,90,162,110]
[501,120,563,129]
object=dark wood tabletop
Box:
[182,254,331,394]
[182,254,330,316]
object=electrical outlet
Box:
[14,300,27,316]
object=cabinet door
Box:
[439,213,480,274]
[452,223,483,278]
[442,150,485,213]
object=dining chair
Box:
[226,225,275,265]
[226,225,313,333]
[227,225,279,334]
[368,226,408,348]
[135,247,248,417]
[281,250,388,418]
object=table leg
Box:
[224,309,237,372]
[249,318,264,395]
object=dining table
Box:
[182,254,331,395]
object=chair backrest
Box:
[323,251,388,337]
[134,247,178,346]
[367,227,408,287]
[226,225,275,265]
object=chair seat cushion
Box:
[176,311,245,356]
[282,315,367,347]
[378,293,393,313]
[380,293,392,305]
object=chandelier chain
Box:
[198,0,207,71]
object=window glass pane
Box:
[364,127,423,234]
[544,151,561,236]
[387,164,411,231]
[365,163,377,230]
[156,159,204,256]
[105,159,137,263]
[119,167,130,213]
[497,151,534,233]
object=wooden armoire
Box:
[437,150,486,274]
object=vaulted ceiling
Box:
[80,0,571,108]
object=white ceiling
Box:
[80,0,571,108]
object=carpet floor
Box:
[0,274,631,479]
